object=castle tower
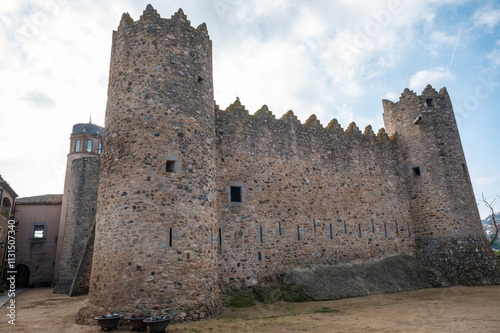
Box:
[383,85,499,285]
[78,5,219,321]
[54,122,103,292]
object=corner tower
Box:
[383,85,499,285]
[78,5,219,321]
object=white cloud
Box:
[409,67,455,92]
[485,40,500,68]
[473,6,500,28]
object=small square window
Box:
[197,76,205,84]
[412,167,421,177]
[33,225,45,239]
[425,99,434,107]
[166,160,176,173]
[230,186,242,202]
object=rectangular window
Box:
[87,140,93,152]
[425,98,434,107]
[31,223,47,241]
[230,186,242,202]
[34,225,45,239]
[98,142,102,155]
[412,167,421,177]
[74,139,80,152]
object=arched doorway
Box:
[15,264,30,288]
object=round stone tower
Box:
[54,122,103,289]
[382,85,499,285]
[78,5,219,321]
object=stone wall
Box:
[215,101,415,288]
[78,5,499,324]
[78,5,219,323]
[69,220,95,296]
[383,86,499,285]
[54,157,100,294]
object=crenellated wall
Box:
[215,101,415,287]
[77,5,498,324]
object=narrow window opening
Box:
[329,223,333,240]
[371,219,375,233]
[87,139,93,152]
[343,222,347,234]
[425,98,434,107]
[98,142,102,155]
[218,228,222,247]
[74,139,80,152]
[412,167,421,177]
[384,223,388,238]
[230,186,242,202]
[259,226,263,243]
[169,228,173,247]
[395,221,399,234]
[312,218,316,233]
[278,221,282,236]
[462,163,468,174]
[358,224,362,238]
[166,160,176,173]
[258,252,262,261]
[197,76,205,84]
[407,222,412,236]
[297,226,301,241]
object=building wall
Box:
[54,157,100,294]
[383,86,499,285]
[54,124,103,283]
[78,5,499,324]
[79,5,219,323]
[14,203,61,287]
[215,102,414,287]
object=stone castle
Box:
[61,5,498,322]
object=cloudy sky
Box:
[0,0,499,217]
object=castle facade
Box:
[75,5,498,322]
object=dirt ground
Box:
[0,286,499,332]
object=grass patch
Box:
[314,307,340,313]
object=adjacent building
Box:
[0,175,18,280]
[12,194,62,287]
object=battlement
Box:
[116,4,210,40]
[217,99,395,157]
[80,6,499,324]
[382,85,451,116]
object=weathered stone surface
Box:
[75,5,499,324]
[53,157,100,294]
[283,254,433,300]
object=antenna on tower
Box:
[89,112,92,124]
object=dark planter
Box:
[127,316,150,332]
[144,316,173,333]
[95,315,123,331]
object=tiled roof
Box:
[16,194,63,205]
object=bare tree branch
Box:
[481,193,499,247]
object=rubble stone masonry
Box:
[77,5,499,323]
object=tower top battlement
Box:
[382,84,450,109]
[116,4,210,40]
